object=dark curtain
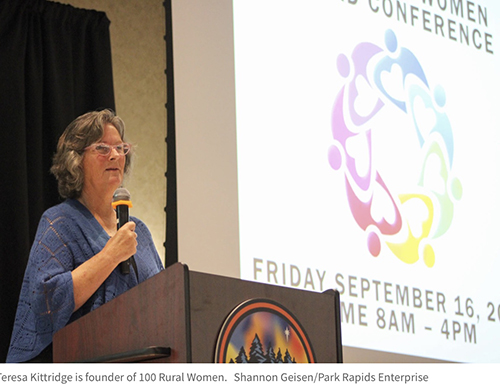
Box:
[0,0,115,362]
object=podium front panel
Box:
[53,263,341,363]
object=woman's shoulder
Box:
[130,216,150,233]
[38,199,91,234]
[43,199,88,218]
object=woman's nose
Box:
[108,146,121,159]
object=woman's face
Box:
[81,123,126,197]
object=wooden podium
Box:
[53,263,342,363]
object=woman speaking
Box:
[7,109,163,362]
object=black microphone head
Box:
[113,187,131,202]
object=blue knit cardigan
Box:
[7,199,164,362]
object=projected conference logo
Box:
[328,29,462,268]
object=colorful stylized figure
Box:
[338,42,385,127]
[373,29,428,111]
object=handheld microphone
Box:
[112,187,135,275]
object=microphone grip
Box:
[116,204,134,275]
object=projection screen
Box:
[171,0,500,363]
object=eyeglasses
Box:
[85,143,132,156]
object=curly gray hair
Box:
[50,109,133,199]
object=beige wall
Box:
[60,0,167,263]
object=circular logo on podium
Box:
[214,298,315,363]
